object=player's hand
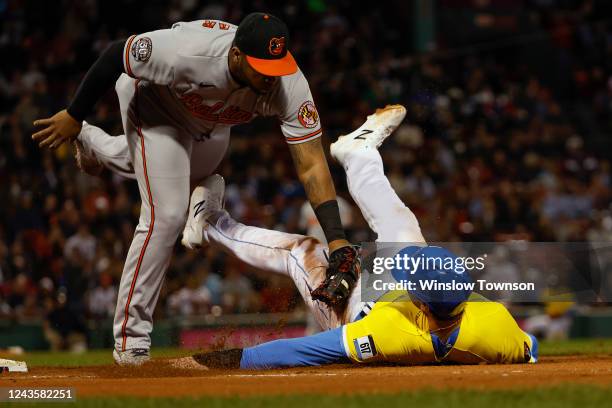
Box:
[32,109,82,149]
[311,245,361,307]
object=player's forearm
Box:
[66,39,126,122]
[240,327,348,369]
[289,138,336,206]
[191,328,348,370]
[289,139,347,246]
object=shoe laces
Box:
[130,348,149,357]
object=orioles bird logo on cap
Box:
[268,37,285,56]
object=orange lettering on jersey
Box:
[219,23,230,30]
[179,94,253,124]
[202,20,216,28]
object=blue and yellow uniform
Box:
[239,293,538,369]
[344,293,537,365]
[239,246,538,369]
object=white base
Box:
[0,359,28,372]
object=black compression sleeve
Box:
[192,349,244,369]
[314,200,346,243]
[66,39,126,122]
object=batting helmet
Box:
[391,245,472,319]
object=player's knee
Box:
[154,205,188,235]
[294,236,320,253]
[292,236,327,265]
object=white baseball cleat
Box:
[113,348,150,366]
[0,358,28,372]
[181,174,225,250]
[74,121,104,176]
[330,104,406,165]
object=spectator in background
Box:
[7,274,30,318]
[88,272,116,319]
[43,291,88,353]
[0,0,610,323]
[64,225,96,263]
[167,275,210,317]
[192,261,223,307]
[222,266,256,314]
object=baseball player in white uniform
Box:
[32,13,360,365]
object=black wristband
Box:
[192,349,243,369]
[67,39,126,122]
[314,200,346,243]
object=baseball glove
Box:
[311,245,361,307]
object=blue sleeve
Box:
[240,327,348,369]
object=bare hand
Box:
[32,110,82,149]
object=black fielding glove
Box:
[311,245,361,307]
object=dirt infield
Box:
[1,356,611,397]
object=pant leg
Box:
[77,118,231,182]
[78,123,135,179]
[189,126,231,182]
[207,210,350,330]
[113,77,192,351]
[343,149,426,243]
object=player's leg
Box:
[112,77,192,364]
[211,209,366,326]
[331,105,426,244]
[182,176,347,330]
[75,121,136,179]
[188,126,231,184]
[211,210,349,329]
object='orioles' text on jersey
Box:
[344,293,537,365]
[122,20,322,144]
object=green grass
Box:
[4,386,612,408]
[539,338,612,356]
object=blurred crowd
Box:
[1,0,611,339]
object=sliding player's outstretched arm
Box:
[190,327,349,369]
[185,299,437,370]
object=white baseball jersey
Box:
[96,19,326,352]
[123,19,322,144]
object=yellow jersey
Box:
[344,292,537,365]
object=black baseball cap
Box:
[235,12,297,77]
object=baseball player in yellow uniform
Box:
[177,105,538,369]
